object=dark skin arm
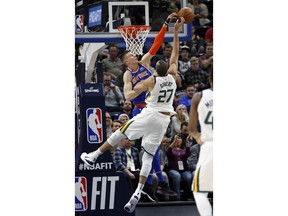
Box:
[188,92,203,144]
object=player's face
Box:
[125,52,138,65]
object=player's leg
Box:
[124,151,154,212]
[80,128,126,167]
[125,111,170,212]
[143,169,159,202]
[193,192,212,216]
[192,141,213,215]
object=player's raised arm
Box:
[167,17,185,80]
[188,92,203,144]
[140,12,178,68]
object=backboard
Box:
[75,0,192,43]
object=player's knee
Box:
[107,129,126,146]
[140,152,153,177]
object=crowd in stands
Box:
[76,0,213,203]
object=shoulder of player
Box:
[123,70,132,80]
[145,76,155,85]
[192,92,202,104]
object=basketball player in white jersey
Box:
[189,72,213,216]
[80,17,185,213]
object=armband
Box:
[164,17,170,26]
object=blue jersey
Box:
[127,63,152,117]
[128,63,152,104]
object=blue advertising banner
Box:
[75,83,114,172]
[75,172,135,216]
[75,83,134,216]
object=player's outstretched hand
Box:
[168,12,178,21]
[165,12,178,25]
[174,17,185,31]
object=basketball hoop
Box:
[118,25,151,56]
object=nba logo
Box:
[75,15,84,33]
[75,177,88,211]
[86,108,103,143]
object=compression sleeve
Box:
[148,25,167,55]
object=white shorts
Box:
[192,140,213,192]
[120,108,171,156]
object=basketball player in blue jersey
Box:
[120,13,178,200]
[80,17,185,213]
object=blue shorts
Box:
[132,107,144,117]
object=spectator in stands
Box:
[118,113,130,125]
[156,148,171,201]
[102,44,123,81]
[103,72,124,113]
[150,0,171,31]
[168,0,181,13]
[107,120,123,155]
[151,44,173,68]
[173,72,186,109]
[107,120,122,138]
[184,57,209,91]
[170,104,189,137]
[114,99,133,120]
[166,134,193,201]
[106,112,113,136]
[178,121,191,147]
[113,138,141,197]
[160,121,174,149]
[178,85,196,114]
[115,66,126,92]
[205,27,213,44]
[139,148,176,202]
[184,25,205,56]
[187,143,200,178]
[187,0,212,27]
[199,43,213,74]
[178,45,191,76]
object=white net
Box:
[118,25,151,55]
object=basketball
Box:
[177,7,195,23]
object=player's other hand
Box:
[174,17,185,31]
[167,12,178,22]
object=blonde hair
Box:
[175,104,189,121]
[118,114,130,122]
[176,104,187,113]
[190,56,199,63]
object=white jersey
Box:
[198,89,213,142]
[145,74,176,114]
